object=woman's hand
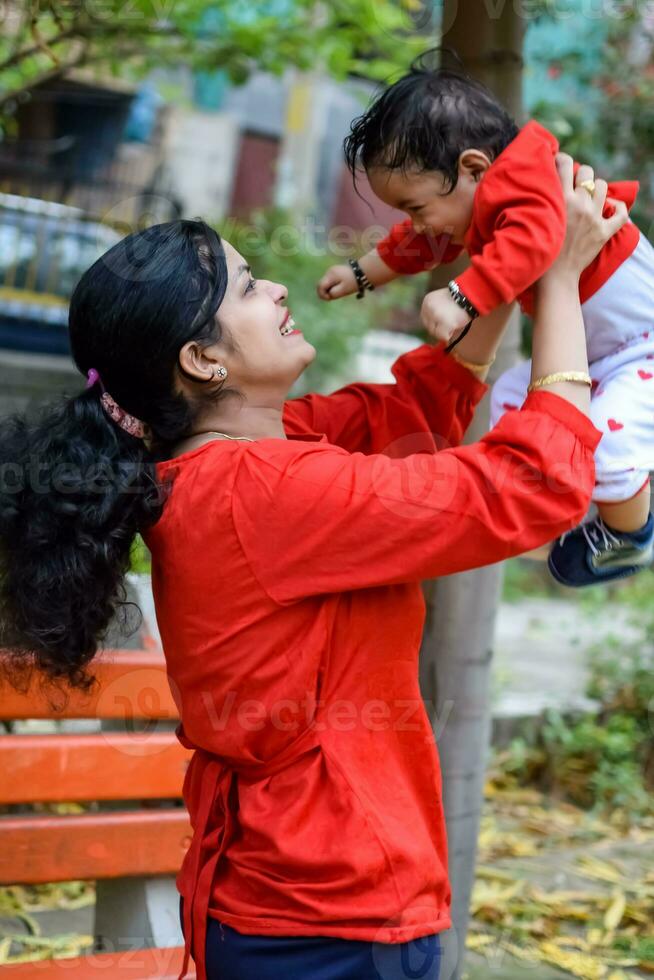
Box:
[530,153,629,414]
[548,154,629,280]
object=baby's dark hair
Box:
[344,54,519,193]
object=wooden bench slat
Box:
[0,650,179,721]
[0,734,190,804]
[0,945,194,977]
[0,811,191,884]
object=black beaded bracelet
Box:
[349,258,375,300]
[448,280,479,320]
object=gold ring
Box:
[579,179,596,198]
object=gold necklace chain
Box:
[203,430,254,442]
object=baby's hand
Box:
[317,264,358,301]
[421,288,471,344]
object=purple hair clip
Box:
[85,368,104,391]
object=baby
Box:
[318,61,654,588]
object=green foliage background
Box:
[0,0,426,122]
[530,7,654,237]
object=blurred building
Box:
[0,73,179,395]
[160,67,404,235]
[0,2,619,400]
[0,60,408,381]
[523,2,607,114]
[0,74,178,223]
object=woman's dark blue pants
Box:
[180,897,442,979]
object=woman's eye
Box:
[245,278,257,295]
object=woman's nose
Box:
[270,281,288,304]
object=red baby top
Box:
[144,342,601,980]
[376,121,640,316]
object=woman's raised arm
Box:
[232,396,600,604]
[283,341,488,455]
[530,155,628,410]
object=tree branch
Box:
[46,0,67,34]
[30,12,61,67]
[0,26,79,74]
[0,31,198,112]
[0,19,179,78]
[0,43,89,110]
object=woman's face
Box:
[181,240,316,398]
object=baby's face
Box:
[368,166,478,245]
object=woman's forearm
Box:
[531,268,591,414]
[447,301,515,381]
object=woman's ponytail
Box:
[0,386,166,691]
[0,218,230,692]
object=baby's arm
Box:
[317,219,463,301]
[317,249,399,300]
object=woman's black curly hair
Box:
[344,52,519,193]
[0,219,231,693]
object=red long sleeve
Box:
[234,390,601,605]
[455,124,565,314]
[459,138,640,313]
[376,218,463,275]
[283,342,487,454]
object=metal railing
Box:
[0,145,180,354]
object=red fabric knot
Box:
[176,723,322,980]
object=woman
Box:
[0,157,626,980]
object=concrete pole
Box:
[420,5,526,978]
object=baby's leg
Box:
[548,352,654,586]
[492,352,654,528]
[590,355,654,531]
[579,231,654,531]
[596,481,650,533]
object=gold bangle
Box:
[527,371,592,393]
[449,350,496,373]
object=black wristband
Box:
[448,280,479,320]
[349,258,375,300]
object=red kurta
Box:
[144,342,601,980]
[376,121,640,316]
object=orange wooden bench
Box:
[0,648,195,977]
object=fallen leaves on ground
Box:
[0,882,95,964]
[469,784,654,979]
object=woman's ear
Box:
[177,339,220,385]
[458,149,493,182]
